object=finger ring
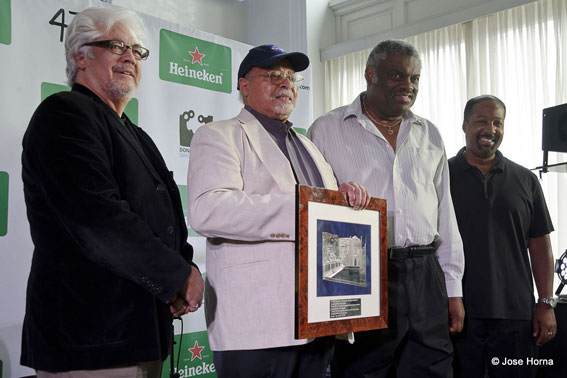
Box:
[190,305,199,309]
[547,331,553,335]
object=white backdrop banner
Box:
[0,0,312,377]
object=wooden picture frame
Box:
[295,185,388,339]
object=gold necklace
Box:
[362,99,402,135]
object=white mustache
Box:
[274,89,294,99]
[114,65,136,76]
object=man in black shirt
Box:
[449,95,556,378]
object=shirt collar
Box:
[72,83,132,124]
[344,92,421,128]
[454,147,505,173]
[245,105,293,135]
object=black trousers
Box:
[212,336,334,378]
[331,254,453,378]
[452,318,537,378]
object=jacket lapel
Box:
[74,84,162,181]
[236,108,297,192]
[294,130,338,190]
[111,114,163,181]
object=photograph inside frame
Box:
[318,220,371,295]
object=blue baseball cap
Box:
[237,44,309,90]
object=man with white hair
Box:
[21,7,203,377]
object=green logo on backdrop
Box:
[0,171,7,237]
[40,82,139,124]
[159,29,232,93]
[0,0,11,45]
[162,330,216,377]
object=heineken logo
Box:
[168,63,223,85]
[188,340,205,361]
[189,47,205,65]
[162,330,215,377]
[175,362,215,377]
[160,29,232,93]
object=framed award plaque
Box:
[295,185,388,339]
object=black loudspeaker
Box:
[542,103,567,152]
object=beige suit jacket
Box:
[187,108,338,351]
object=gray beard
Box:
[273,102,295,119]
[106,80,136,99]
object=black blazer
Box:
[20,84,194,371]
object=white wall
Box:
[244,0,313,127]
[307,0,336,121]
[113,0,249,43]
[323,0,535,60]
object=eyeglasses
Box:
[246,70,304,87]
[82,40,150,61]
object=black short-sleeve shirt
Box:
[448,148,554,320]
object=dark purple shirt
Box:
[245,106,324,187]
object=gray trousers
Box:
[37,360,162,378]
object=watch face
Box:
[541,298,557,308]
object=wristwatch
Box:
[538,297,558,309]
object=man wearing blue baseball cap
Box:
[187,44,370,377]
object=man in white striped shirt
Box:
[309,40,465,378]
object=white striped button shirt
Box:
[308,94,464,297]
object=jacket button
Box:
[156,183,166,192]
[270,233,275,238]
[167,226,175,234]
